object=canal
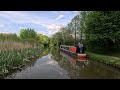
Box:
[3,47,120,79]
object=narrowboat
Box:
[60,45,87,61]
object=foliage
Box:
[0,47,42,76]
[37,33,49,44]
[87,52,120,68]
[19,28,49,47]
[85,11,120,48]
[0,33,18,41]
[19,28,37,39]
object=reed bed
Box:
[0,40,32,52]
[0,47,41,76]
[0,40,42,77]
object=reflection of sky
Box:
[6,54,69,79]
[0,11,79,36]
[34,54,58,66]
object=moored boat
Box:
[60,45,87,60]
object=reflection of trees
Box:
[50,47,88,79]
[50,47,120,79]
[84,60,120,79]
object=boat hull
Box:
[77,54,87,61]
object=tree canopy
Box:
[20,28,37,39]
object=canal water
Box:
[4,47,120,79]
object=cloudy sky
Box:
[0,11,79,37]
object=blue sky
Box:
[0,11,79,37]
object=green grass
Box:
[87,47,120,58]
[0,47,42,76]
[87,52,120,68]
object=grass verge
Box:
[87,52,120,69]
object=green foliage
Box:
[37,34,49,44]
[0,33,18,41]
[19,28,50,47]
[36,33,50,47]
[85,11,120,48]
[20,28,37,39]
[0,47,41,76]
[51,27,75,46]
[87,52,120,68]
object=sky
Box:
[0,11,79,37]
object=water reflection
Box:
[3,47,120,79]
[60,51,88,69]
[5,48,69,79]
[51,47,120,79]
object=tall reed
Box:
[0,40,32,52]
[0,40,42,77]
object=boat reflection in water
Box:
[60,51,88,69]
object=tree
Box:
[20,28,37,39]
[79,11,87,44]
[36,33,49,47]
[19,28,37,46]
[85,11,120,49]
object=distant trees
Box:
[0,33,18,41]
[0,28,49,48]
[50,27,74,47]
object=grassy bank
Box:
[87,47,120,58]
[87,52,120,69]
[0,46,42,76]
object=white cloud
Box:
[55,15,64,20]
[0,32,9,34]
[48,29,59,36]
[73,11,78,13]
[47,24,61,30]
[59,11,71,14]
[47,24,66,36]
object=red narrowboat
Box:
[60,45,87,61]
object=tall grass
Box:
[0,47,42,76]
[0,40,42,77]
[0,40,33,52]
